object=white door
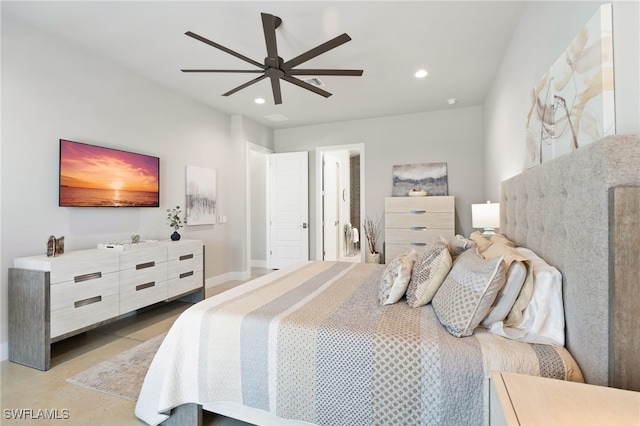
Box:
[323,158,340,260]
[269,151,309,269]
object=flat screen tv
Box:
[59,139,160,207]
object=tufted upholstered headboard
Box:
[499,134,640,389]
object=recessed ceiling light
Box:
[447,98,457,105]
[254,98,266,104]
[414,69,428,78]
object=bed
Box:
[136,134,639,426]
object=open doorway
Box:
[316,144,365,262]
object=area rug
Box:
[66,332,166,401]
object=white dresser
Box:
[8,239,204,370]
[384,196,455,262]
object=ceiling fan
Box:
[181,13,363,105]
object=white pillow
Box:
[432,250,506,337]
[486,247,565,346]
[379,250,418,305]
[481,261,527,326]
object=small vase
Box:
[366,253,381,264]
[171,231,181,241]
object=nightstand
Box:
[490,371,640,425]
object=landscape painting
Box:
[392,162,448,196]
[186,165,216,225]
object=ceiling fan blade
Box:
[287,69,363,76]
[222,74,268,97]
[185,31,265,69]
[181,69,264,73]
[281,75,332,98]
[270,77,283,105]
[282,33,352,71]
[261,13,280,68]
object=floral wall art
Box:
[186,165,216,225]
[525,3,615,168]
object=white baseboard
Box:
[251,259,267,268]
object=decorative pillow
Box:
[490,233,516,247]
[406,242,452,308]
[469,231,492,253]
[379,250,418,305]
[481,260,527,326]
[486,247,565,346]
[432,250,506,337]
[439,234,476,261]
[475,239,534,326]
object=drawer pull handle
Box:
[136,261,155,270]
[411,242,427,247]
[410,210,426,214]
[180,271,194,279]
[411,226,428,231]
[74,272,102,283]
[136,282,155,291]
[180,254,194,261]
[74,295,102,308]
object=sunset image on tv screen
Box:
[59,140,159,207]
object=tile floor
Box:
[0,268,273,426]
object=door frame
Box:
[315,143,366,262]
[246,142,274,277]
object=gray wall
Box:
[275,106,484,260]
[483,1,640,200]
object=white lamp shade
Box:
[472,202,500,229]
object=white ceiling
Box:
[2,1,526,129]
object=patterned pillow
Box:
[379,250,418,305]
[405,242,452,308]
[432,249,506,337]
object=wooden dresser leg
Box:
[8,268,51,371]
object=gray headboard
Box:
[499,134,640,389]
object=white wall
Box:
[275,106,484,260]
[250,150,268,265]
[483,1,640,200]
[0,17,272,359]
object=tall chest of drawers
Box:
[8,239,204,370]
[384,196,455,262]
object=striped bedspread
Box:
[136,261,579,426]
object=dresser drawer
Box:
[385,212,455,229]
[119,245,167,270]
[51,293,119,338]
[119,261,168,293]
[168,269,203,298]
[385,196,454,213]
[168,240,203,260]
[120,280,168,313]
[50,272,119,312]
[385,228,452,244]
[14,249,120,284]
